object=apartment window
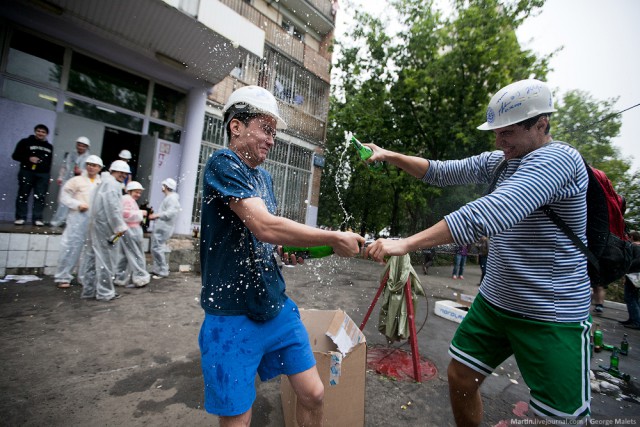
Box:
[149,122,182,143]
[6,29,64,87]
[282,21,305,42]
[68,53,148,113]
[152,84,186,125]
[2,79,59,111]
[65,97,144,132]
[263,48,329,119]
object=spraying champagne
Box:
[350,134,383,170]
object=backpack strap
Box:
[485,159,508,195]
[487,152,600,273]
[540,204,600,271]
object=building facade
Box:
[0,0,335,235]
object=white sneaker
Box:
[14,219,25,225]
[34,220,45,226]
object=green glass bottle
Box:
[610,348,619,371]
[620,333,629,356]
[281,245,334,259]
[593,323,603,353]
[350,136,382,170]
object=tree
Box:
[552,90,628,183]
[321,0,553,236]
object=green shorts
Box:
[449,294,591,420]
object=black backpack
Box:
[489,158,637,287]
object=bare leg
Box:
[592,286,605,305]
[289,366,324,427]
[219,409,252,427]
[448,359,486,427]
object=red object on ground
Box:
[366,347,438,382]
[360,268,434,382]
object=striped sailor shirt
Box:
[423,141,591,322]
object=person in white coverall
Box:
[53,154,103,289]
[50,136,92,227]
[80,160,130,301]
[113,181,151,288]
[148,178,181,278]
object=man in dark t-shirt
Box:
[198,86,363,426]
[11,124,53,226]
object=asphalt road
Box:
[1,257,638,426]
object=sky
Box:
[333,0,640,172]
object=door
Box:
[101,127,141,178]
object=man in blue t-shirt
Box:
[364,80,591,425]
[199,86,363,426]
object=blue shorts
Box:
[198,297,316,416]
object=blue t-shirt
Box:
[199,149,287,321]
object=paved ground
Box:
[1,257,639,426]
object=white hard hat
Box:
[477,79,557,131]
[125,181,144,192]
[162,178,177,191]
[118,149,132,160]
[85,154,103,167]
[76,136,91,146]
[109,160,131,174]
[222,85,287,130]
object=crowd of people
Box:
[11,125,181,302]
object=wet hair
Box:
[224,110,261,138]
[34,124,49,134]
[517,113,551,134]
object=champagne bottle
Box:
[350,135,382,170]
[107,233,122,245]
[610,348,620,371]
[620,333,629,356]
[281,245,334,259]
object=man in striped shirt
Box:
[365,79,591,425]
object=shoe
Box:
[619,319,633,325]
[459,276,464,280]
[14,219,25,225]
[624,323,640,330]
[452,275,457,279]
[594,305,604,313]
[34,220,45,226]
[106,293,121,301]
[56,283,71,289]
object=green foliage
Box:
[553,90,627,180]
[320,0,633,237]
[617,170,640,228]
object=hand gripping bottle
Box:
[350,135,383,170]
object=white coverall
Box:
[150,191,181,277]
[114,194,151,287]
[51,150,91,226]
[80,172,128,300]
[53,172,101,284]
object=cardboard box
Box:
[434,299,470,324]
[281,309,366,427]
